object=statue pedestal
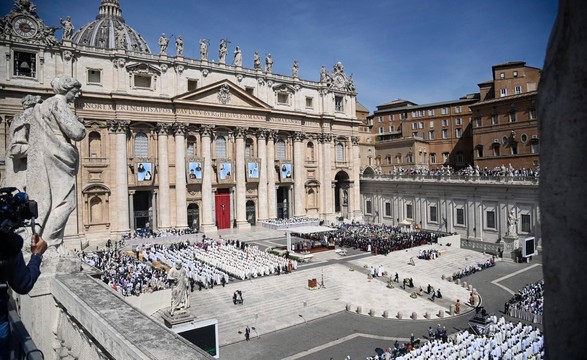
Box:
[502,235,520,262]
[161,309,195,328]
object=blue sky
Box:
[1,0,557,112]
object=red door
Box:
[215,189,231,229]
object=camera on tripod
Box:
[0,187,38,235]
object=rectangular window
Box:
[365,200,372,215]
[511,145,518,155]
[335,96,344,112]
[441,119,448,126]
[13,51,37,78]
[513,70,518,77]
[278,93,289,105]
[400,113,408,120]
[406,204,413,219]
[509,112,517,123]
[500,88,507,97]
[455,106,462,114]
[384,202,392,217]
[456,208,465,225]
[486,210,496,229]
[411,123,417,130]
[477,147,483,158]
[188,79,198,91]
[455,118,462,125]
[390,114,394,121]
[87,69,101,84]
[515,86,522,94]
[428,131,435,140]
[430,153,436,163]
[389,125,394,132]
[441,107,449,115]
[429,121,434,128]
[521,214,531,233]
[455,128,462,138]
[428,109,435,116]
[500,72,505,79]
[412,132,419,138]
[305,97,313,108]
[378,127,384,134]
[418,122,424,129]
[134,75,152,88]
[442,152,449,163]
[378,116,383,123]
[493,145,500,157]
[474,117,482,127]
[491,114,499,125]
[441,129,448,139]
[529,109,537,120]
[531,142,540,154]
[429,206,438,223]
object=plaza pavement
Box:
[147,227,543,359]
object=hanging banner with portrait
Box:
[279,162,293,182]
[246,159,260,182]
[187,160,203,184]
[136,162,154,184]
[216,160,234,183]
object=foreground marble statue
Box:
[3,95,42,189]
[168,261,191,316]
[507,209,518,237]
[27,76,86,253]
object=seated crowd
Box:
[388,164,539,179]
[261,217,320,225]
[364,317,544,360]
[448,257,496,281]
[417,249,440,260]
[81,249,169,296]
[504,280,544,324]
[332,224,439,255]
[122,227,199,241]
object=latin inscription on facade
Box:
[177,108,266,121]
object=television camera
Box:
[0,187,38,235]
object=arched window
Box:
[245,138,254,158]
[187,136,197,158]
[88,131,101,158]
[134,132,148,157]
[90,196,103,223]
[306,142,315,161]
[216,136,226,158]
[386,155,392,165]
[395,153,402,164]
[406,153,413,163]
[336,143,344,162]
[276,139,286,160]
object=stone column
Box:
[256,130,268,222]
[293,131,305,217]
[320,134,333,221]
[235,127,250,229]
[266,130,277,219]
[128,190,135,230]
[200,125,217,232]
[107,120,130,233]
[173,123,188,228]
[351,136,363,221]
[151,190,158,232]
[156,123,171,229]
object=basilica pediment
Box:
[173,80,271,110]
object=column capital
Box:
[107,120,130,133]
[199,124,215,137]
[266,129,277,141]
[351,136,360,145]
[172,122,188,136]
[155,122,171,135]
[293,131,305,142]
[318,133,332,143]
[234,126,248,139]
[256,129,267,139]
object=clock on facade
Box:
[334,74,345,89]
[13,16,38,38]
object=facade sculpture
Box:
[320,65,327,83]
[27,76,86,253]
[175,35,183,56]
[168,261,190,316]
[60,16,73,40]
[115,26,125,48]
[199,38,208,60]
[292,60,299,78]
[265,53,273,73]
[233,46,242,67]
[507,209,518,236]
[253,51,261,70]
[158,33,168,54]
[218,39,228,64]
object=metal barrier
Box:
[7,303,44,360]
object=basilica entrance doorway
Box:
[133,190,152,231]
[187,203,199,230]
[276,186,290,219]
[246,200,256,225]
[334,171,350,219]
[215,188,231,229]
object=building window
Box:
[455,118,462,125]
[395,153,402,164]
[430,153,436,163]
[386,155,392,165]
[378,116,384,123]
[365,199,372,214]
[491,114,499,125]
[476,146,483,158]
[456,208,465,225]
[509,112,517,122]
[529,109,537,120]
[521,134,528,143]
[384,202,392,217]
[134,132,148,157]
[500,88,507,97]
[411,123,417,130]
[13,51,36,78]
[500,72,505,79]
[441,107,449,115]
[336,143,344,162]
[187,136,197,157]
[406,204,413,219]
[513,70,518,77]
[441,129,448,139]
[428,131,435,140]
[412,132,419,138]
[486,210,496,229]
[306,142,315,161]
[389,125,395,132]
[429,206,438,223]
[521,214,531,233]
[335,96,344,112]
[276,139,286,160]
[492,145,500,157]
[88,131,102,158]
[474,117,482,127]
[428,109,435,116]
[502,136,509,145]
[531,142,540,154]
[390,114,395,121]
[455,106,462,114]
[134,74,152,88]
[245,138,254,158]
[511,144,518,155]
[429,121,434,128]
[277,92,289,105]
[305,97,313,108]
[441,119,448,126]
[400,113,408,120]
[188,79,198,91]
[378,127,384,134]
[515,86,522,94]
[418,122,424,129]
[442,152,449,163]
[406,153,413,163]
[455,128,462,138]
[456,151,464,163]
[215,136,227,158]
[87,69,101,84]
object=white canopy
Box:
[399,219,412,226]
[288,226,335,234]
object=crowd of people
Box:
[448,257,497,281]
[81,249,169,296]
[260,217,321,229]
[504,280,544,324]
[332,224,440,255]
[122,227,199,241]
[384,164,539,179]
[417,249,440,260]
[363,317,544,360]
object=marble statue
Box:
[507,209,518,236]
[199,39,208,60]
[265,54,273,73]
[233,46,242,67]
[292,60,299,78]
[175,35,183,56]
[320,65,327,83]
[159,33,169,54]
[168,261,190,316]
[3,95,42,189]
[27,76,86,253]
[115,27,125,49]
[219,39,228,64]
[253,51,261,70]
[60,16,73,40]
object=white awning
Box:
[288,226,335,234]
[399,219,412,226]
